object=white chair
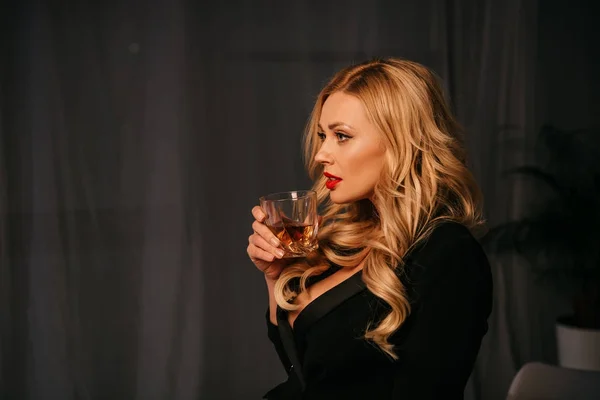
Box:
[507,361,600,400]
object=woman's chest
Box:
[287,265,363,328]
[297,290,394,379]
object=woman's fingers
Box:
[247,206,287,280]
[251,206,281,247]
[252,220,281,249]
[251,206,266,222]
[249,232,285,259]
[247,241,275,264]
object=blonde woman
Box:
[247,58,493,400]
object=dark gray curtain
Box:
[1,1,597,399]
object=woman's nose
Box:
[314,145,332,165]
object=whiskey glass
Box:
[259,190,319,258]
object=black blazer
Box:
[262,222,493,400]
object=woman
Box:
[247,58,493,399]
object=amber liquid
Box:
[267,221,318,257]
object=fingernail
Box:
[276,249,285,258]
[271,238,280,247]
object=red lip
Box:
[324,172,342,190]
[326,180,341,190]
[324,172,342,180]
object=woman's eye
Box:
[317,131,351,142]
[335,132,350,142]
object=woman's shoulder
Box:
[407,220,483,261]
[401,220,491,285]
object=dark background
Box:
[1,0,598,399]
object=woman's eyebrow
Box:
[318,122,355,131]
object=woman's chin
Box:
[329,191,356,205]
[328,191,344,204]
[329,189,375,205]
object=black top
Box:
[262,222,493,400]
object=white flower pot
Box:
[556,315,600,371]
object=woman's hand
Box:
[247,206,291,281]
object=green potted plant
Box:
[482,125,600,371]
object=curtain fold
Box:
[444,1,545,399]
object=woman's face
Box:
[315,91,387,204]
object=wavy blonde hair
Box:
[274,58,485,359]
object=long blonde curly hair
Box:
[274,58,485,359]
